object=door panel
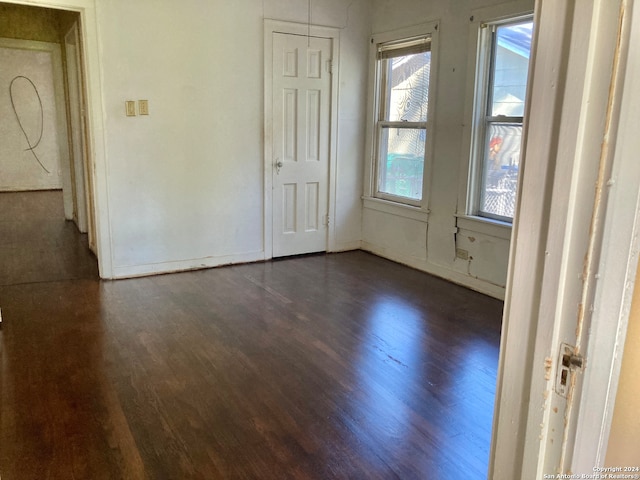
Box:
[272,33,331,257]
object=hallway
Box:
[0,191,503,479]
[0,191,97,285]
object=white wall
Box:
[93,0,370,277]
[364,0,534,299]
[0,41,67,192]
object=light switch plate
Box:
[125,100,136,116]
[138,99,149,115]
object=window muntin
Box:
[375,37,431,204]
[474,18,533,222]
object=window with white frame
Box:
[372,30,435,205]
[470,16,533,222]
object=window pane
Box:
[491,21,533,117]
[480,123,522,219]
[384,51,431,122]
[378,127,425,200]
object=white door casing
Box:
[64,23,87,232]
[491,0,637,478]
[64,20,97,253]
[271,32,332,257]
[522,0,628,473]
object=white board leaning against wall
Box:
[0,39,68,191]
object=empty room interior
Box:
[1,0,639,478]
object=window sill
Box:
[455,214,512,240]
[363,196,429,222]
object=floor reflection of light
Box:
[344,295,500,477]
[452,339,499,421]
[446,339,500,466]
[371,296,424,365]
[350,295,425,443]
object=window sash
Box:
[470,16,533,222]
[374,36,432,204]
[376,125,426,203]
[477,120,523,221]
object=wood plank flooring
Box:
[0,191,503,479]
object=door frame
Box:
[64,21,92,242]
[559,0,638,469]
[4,0,112,278]
[491,0,637,477]
[263,19,340,259]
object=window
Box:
[372,30,435,205]
[470,17,533,222]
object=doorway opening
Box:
[0,3,97,281]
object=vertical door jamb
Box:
[64,19,97,253]
[491,0,637,477]
[64,22,87,234]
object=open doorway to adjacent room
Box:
[0,3,97,284]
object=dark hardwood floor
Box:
[0,190,503,479]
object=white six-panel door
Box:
[272,33,332,257]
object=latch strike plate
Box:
[555,343,584,398]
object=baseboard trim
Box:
[361,242,505,300]
[111,250,266,279]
